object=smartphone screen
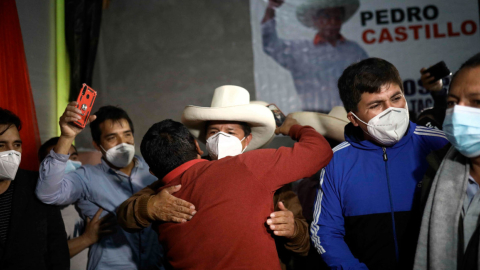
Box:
[267,104,286,127]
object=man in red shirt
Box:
[118,115,332,269]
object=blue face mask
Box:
[65,160,82,174]
[443,105,480,158]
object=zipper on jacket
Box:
[383,147,400,263]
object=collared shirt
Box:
[262,19,368,112]
[162,159,207,185]
[313,33,346,46]
[465,176,479,210]
[463,175,480,251]
[36,150,164,270]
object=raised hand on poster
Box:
[262,0,284,23]
[268,0,284,9]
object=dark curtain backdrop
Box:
[66,0,103,101]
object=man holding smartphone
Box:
[35,104,196,270]
[416,63,450,130]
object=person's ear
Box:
[92,141,102,152]
[194,140,203,157]
[244,134,253,147]
[347,112,359,127]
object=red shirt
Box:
[155,125,333,269]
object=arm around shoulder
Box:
[117,181,160,232]
[276,187,310,256]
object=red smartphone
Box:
[74,84,97,128]
[267,103,286,127]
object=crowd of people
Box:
[0,53,479,270]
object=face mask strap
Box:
[350,112,369,126]
[99,144,107,154]
[239,136,249,152]
[241,145,248,153]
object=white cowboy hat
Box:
[296,0,360,28]
[291,106,349,142]
[181,86,276,151]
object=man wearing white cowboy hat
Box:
[183,85,311,268]
[117,85,322,269]
[261,0,368,113]
[116,85,333,269]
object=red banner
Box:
[0,0,41,171]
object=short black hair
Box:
[38,137,78,162]
[451,52,480,85]
[141,119,198,179]
[0,108,22,135]
[338,58,404,112]
[90,106,134,144]
[239,122,251,137]
[38,137,59,162]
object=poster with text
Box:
[250,0,480,115]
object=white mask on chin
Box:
[100,143,135,168]
[351,104,410,146]
[206,132,247,160]
[0,150,21,181]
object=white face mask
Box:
[65,160,82,174]
[351,105,410,146]
[100,143,135,168]
[206,132,247,160]
[0,150,21,181]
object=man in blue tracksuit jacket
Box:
[311,58,449,269]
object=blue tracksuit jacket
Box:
[311,122,448,269]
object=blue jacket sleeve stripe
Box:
[413,131,448,140]
[310,168,327,254]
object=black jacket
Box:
[0,169,69,270]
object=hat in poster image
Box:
[296,0,360,28]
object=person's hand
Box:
[420,67,443,92]
[262,0,284,23]
[275,114,300,136]
[268,0,284,9]
[266,201,296,238]
[82,208,117,246]
[147,185,196,223]
[59,101,96,139]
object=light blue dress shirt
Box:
[36,149,164,270]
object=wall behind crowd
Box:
[17,0,259,153]
[17,0,56,144]
[80,0,260,152]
